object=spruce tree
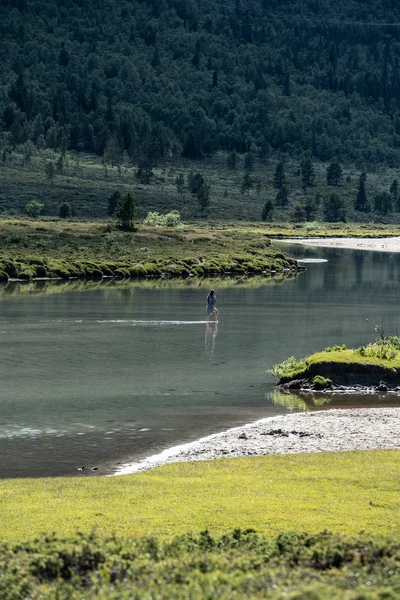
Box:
[273,162,286,189]
[355,172,368,211]
[326,161,343,186]
[275,186,289,208]
[241,172,253,195]
[261,200,273,221]
[323,193,346,222]
[301,157,314,186]
[115,191,137,231]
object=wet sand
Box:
[114,408,400,475]
[286,237,400,253]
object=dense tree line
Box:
[2,0,400,167]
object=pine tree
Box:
[58,202,71,219]
[275,187,289,208]
[273,162,286,189]
[374,192,392,215]
[323,193,346,222]
[227,151,237,170]
[301,157,314,186]
[326,161,343,186]
[261,200,273,221]
[355,172,368,211]
[390,179,399,204]
[244,152,253,172]
[241,172,253,195]
[176,174,185,198]
[115,191,137,230]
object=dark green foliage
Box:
[275,187,289,208]
[115,190,137,231]
[175,174,185,197]
[1,530,400,599]
[261,200,273,221]
[355,171,369,211]
[188,172,210,212]
[244,152,253,172]
[291,201,307,222]
[45,161,55,183]
[301,157,315,187]
[374,191,393,215]
[107,191,121,217]
[58,202,71,219]
[227,151,237,170]
[136,160,154,184]
[241,172,253,195]
[4,0,400,173]
[323,193,346,222]
[326,161,343,186]
[273,162,286,189]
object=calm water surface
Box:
[1,243,400,478]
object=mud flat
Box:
[114,407,400,475]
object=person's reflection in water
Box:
[205,321,218,357]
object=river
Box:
[1,243,400,478]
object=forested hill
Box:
[3,0,400,167]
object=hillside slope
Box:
[2,0,400,167]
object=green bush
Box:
[144,210,181,227]
[0,270,8,281]
[324,344,347,352]
[313,375,333,389]
[268,356,307,380]
[0,530,400,599]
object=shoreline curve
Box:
[113,407,400,476]
[282,236,400,253]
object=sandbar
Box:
[114,407,400,475]
[285,237,400,253]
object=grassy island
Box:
[272,337,400,389]
[0,218,303,281]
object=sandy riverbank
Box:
[114,407,400,475]
[285,237,400,252]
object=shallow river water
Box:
[1,243,400,478]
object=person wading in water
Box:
[206,290,218,322]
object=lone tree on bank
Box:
[115,190,137,230]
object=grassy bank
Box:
[3,150,400,225]
[1,529,400,599]
[1,451,399,541]
[272,334,400,387]
[0,218,304,280]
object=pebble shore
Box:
[114,407,400,475]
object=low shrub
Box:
[324,344,347,352]
[268,356,307,380]
[143,210,181,227]
[313,375,333,389]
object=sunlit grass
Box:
[0,451,399,542]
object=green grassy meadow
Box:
[1,451,399,542]
[3,150,400,223]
